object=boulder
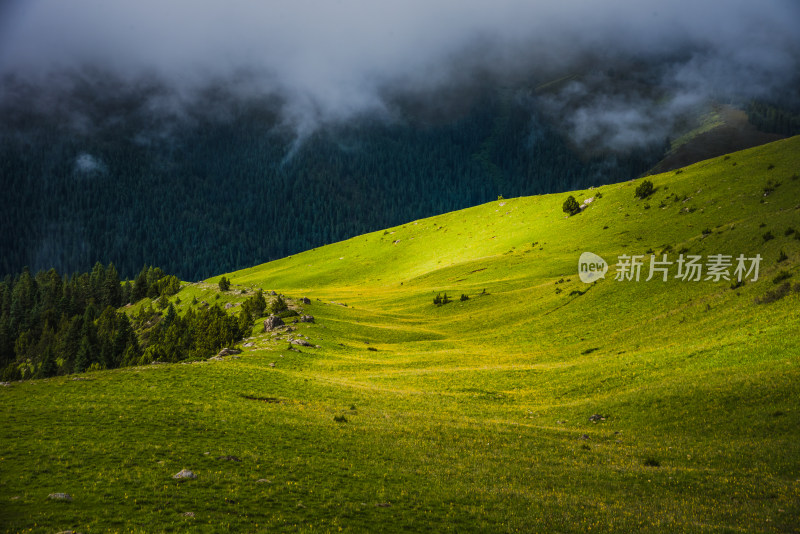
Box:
[300,315,315,323]
[263,315,285,331]
[291,339,313,347]
[270,290,278,296]
[217,348,242,357]
[48,493,73,501]
[301,297,311,304]
[173,469,197,479]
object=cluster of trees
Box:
[132,288,273,365]
[0,263,140,379]
[133,303,245,364]
[0,82,666,281]
[0,262,239,380]
[747,101,800,137]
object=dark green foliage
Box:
[755,282,793,304]
[635,180,654,199]
[333,415,348,423]
[0,84,665,281]
[433,293,452,306]
[763,179,780,196]
[778,250,788,262]
[763,231,774,242]
[141,304,244,364]
[0,263,142,378]
[746,100,800,136]
[218,276,231,292]
[270,295,288,315]
[773,270,792,284]
[241,290,267,319]
[460,294,469,302]
[275,309,299,319]
[643,458,661,467]
[562,195,580,216]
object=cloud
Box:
[1,0,798,150]
[74,152,106,175]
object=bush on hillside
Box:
[562,195,580,216]
[218,276,231,292]
[635,180,654,199]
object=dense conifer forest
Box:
[0,81,666,280]
[0,264,246,381]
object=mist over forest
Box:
[1,0,799,279]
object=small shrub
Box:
[333,415,348,423]
[218,276,231,292]
[763,231,774,242]
[755,282,792,304]
[433,293,451,305]
[635,180,654,199]
[767,163,775,170]
[460,294,469,301]
[674,169,683,175]
[367,347,378,352]
[786,227,796,236]
[643,458,661,467]
[773,270,792,284]
[778,250,788,262]
[562,195,580,216]
[702,228,712,236]
[270,294,288,314]
[763,180,779,195]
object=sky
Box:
[1,0,799,150]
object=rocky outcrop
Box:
[263,315,285,331]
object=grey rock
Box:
[217,348,242,357]
[48,493,72,501]
[263,315,285,331]
[301,297,311,304]
[300,315,315,323]
[173,469,197,479]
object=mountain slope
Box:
[1,137,799,532]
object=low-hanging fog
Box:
[1,0,799,152]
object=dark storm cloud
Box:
[1,0,798,150]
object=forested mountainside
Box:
[0,80,666,280]
[3,73,796,281]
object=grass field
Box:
[1,136,799,532]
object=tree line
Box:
[0,263,246,380]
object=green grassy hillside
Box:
[2,137,799,533]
